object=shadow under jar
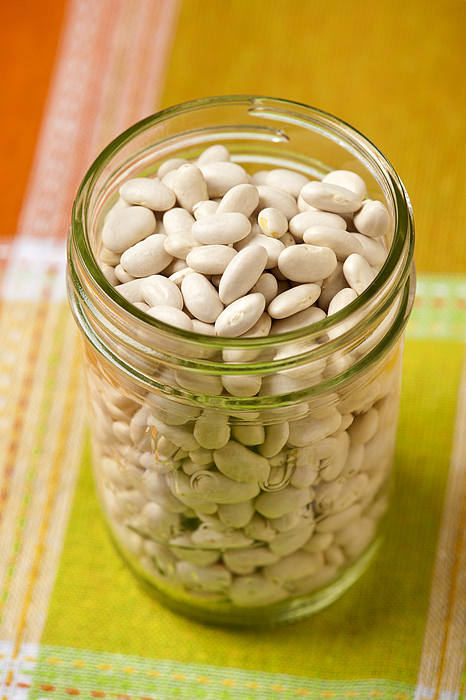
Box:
[67,95,415,626]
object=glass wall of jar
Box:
[67,96,415,626]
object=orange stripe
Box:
[0,0,66,240]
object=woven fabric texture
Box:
[1,1,466,699]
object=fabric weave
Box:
[1,0,466,698]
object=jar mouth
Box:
[69,95,415,379]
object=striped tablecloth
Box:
[1,1,466,698]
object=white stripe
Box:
[0,642,38,700]
[0,237,66,302]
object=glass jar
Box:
[67,95,415,626]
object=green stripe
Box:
[407,273,466,340]
[30,645,416,700]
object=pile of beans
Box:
[99,144,389,342]
[88,144,400,609]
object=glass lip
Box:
[70,94,415,351]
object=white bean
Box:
[194,409,230,449]
[250,170,270,186]
[214,440,270,483]
[256,185,299,220]
[288,410,342,447]
[316,503,362,533]
[353,199,390,238]
[99,246,121,266]
[250,273,278,305]
[191,319,216,335]
[327,287,358,316]
[175,369,223,396]
[181,272,224,323]
[229,575,288,606]
[217,499,255,528]
[186,245,237,274]
[255,485,312,519]
[221,373,262,397]
[265,168,310,198]
[146,305,194,331]
[343,517,377,559]
[150,418,197,450]
[223,546,280,575]
[114,264,134,283]
[222,312,272,362]
[139,502,182,541]
[163,207,195,236]
[268,520,316,556]
[235,232,285,268]
[161,169,176,189]
[219,245,268,304]
[216,183,259,216]
[278,244,337,283]
[157,157,189,179]
[231,423,265,446]
[215,293,265,337]
[340,443,365,477]
[115,278,145,303]
[169,266,195,287]
[332,472,370,513]
[171,535,220,566]
[175,561,231,592]
[257,207,288,238]
[173,164,208,213]
[320,431,350,482]
[192,472,261,505]
[322,170,367,200]
[297,192,319,212]
[324,545,346,567]
[300,181,363,214]
[191,212,251,245]
[343,253,377,294]
[270,306,326,334]
[119,177,176,211]
[189,446,214,465]
[269,510,302,532]
[303,226,364,261]
[278,231,296,248]
[162,257,190,276]
[348,408,379,445]
[102,206,156,254]
[267,283,321,319]
[192,199,219,219]
[263,550,323,585]
[302,532,334,553]
[258,423,289,459]
[289,211,347,239]
[196,144,231,166]
[164,231,202,260]
[200,161,249,197]
[140,275,183,309]
[352,232,387,267]
[243,514,276,542]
